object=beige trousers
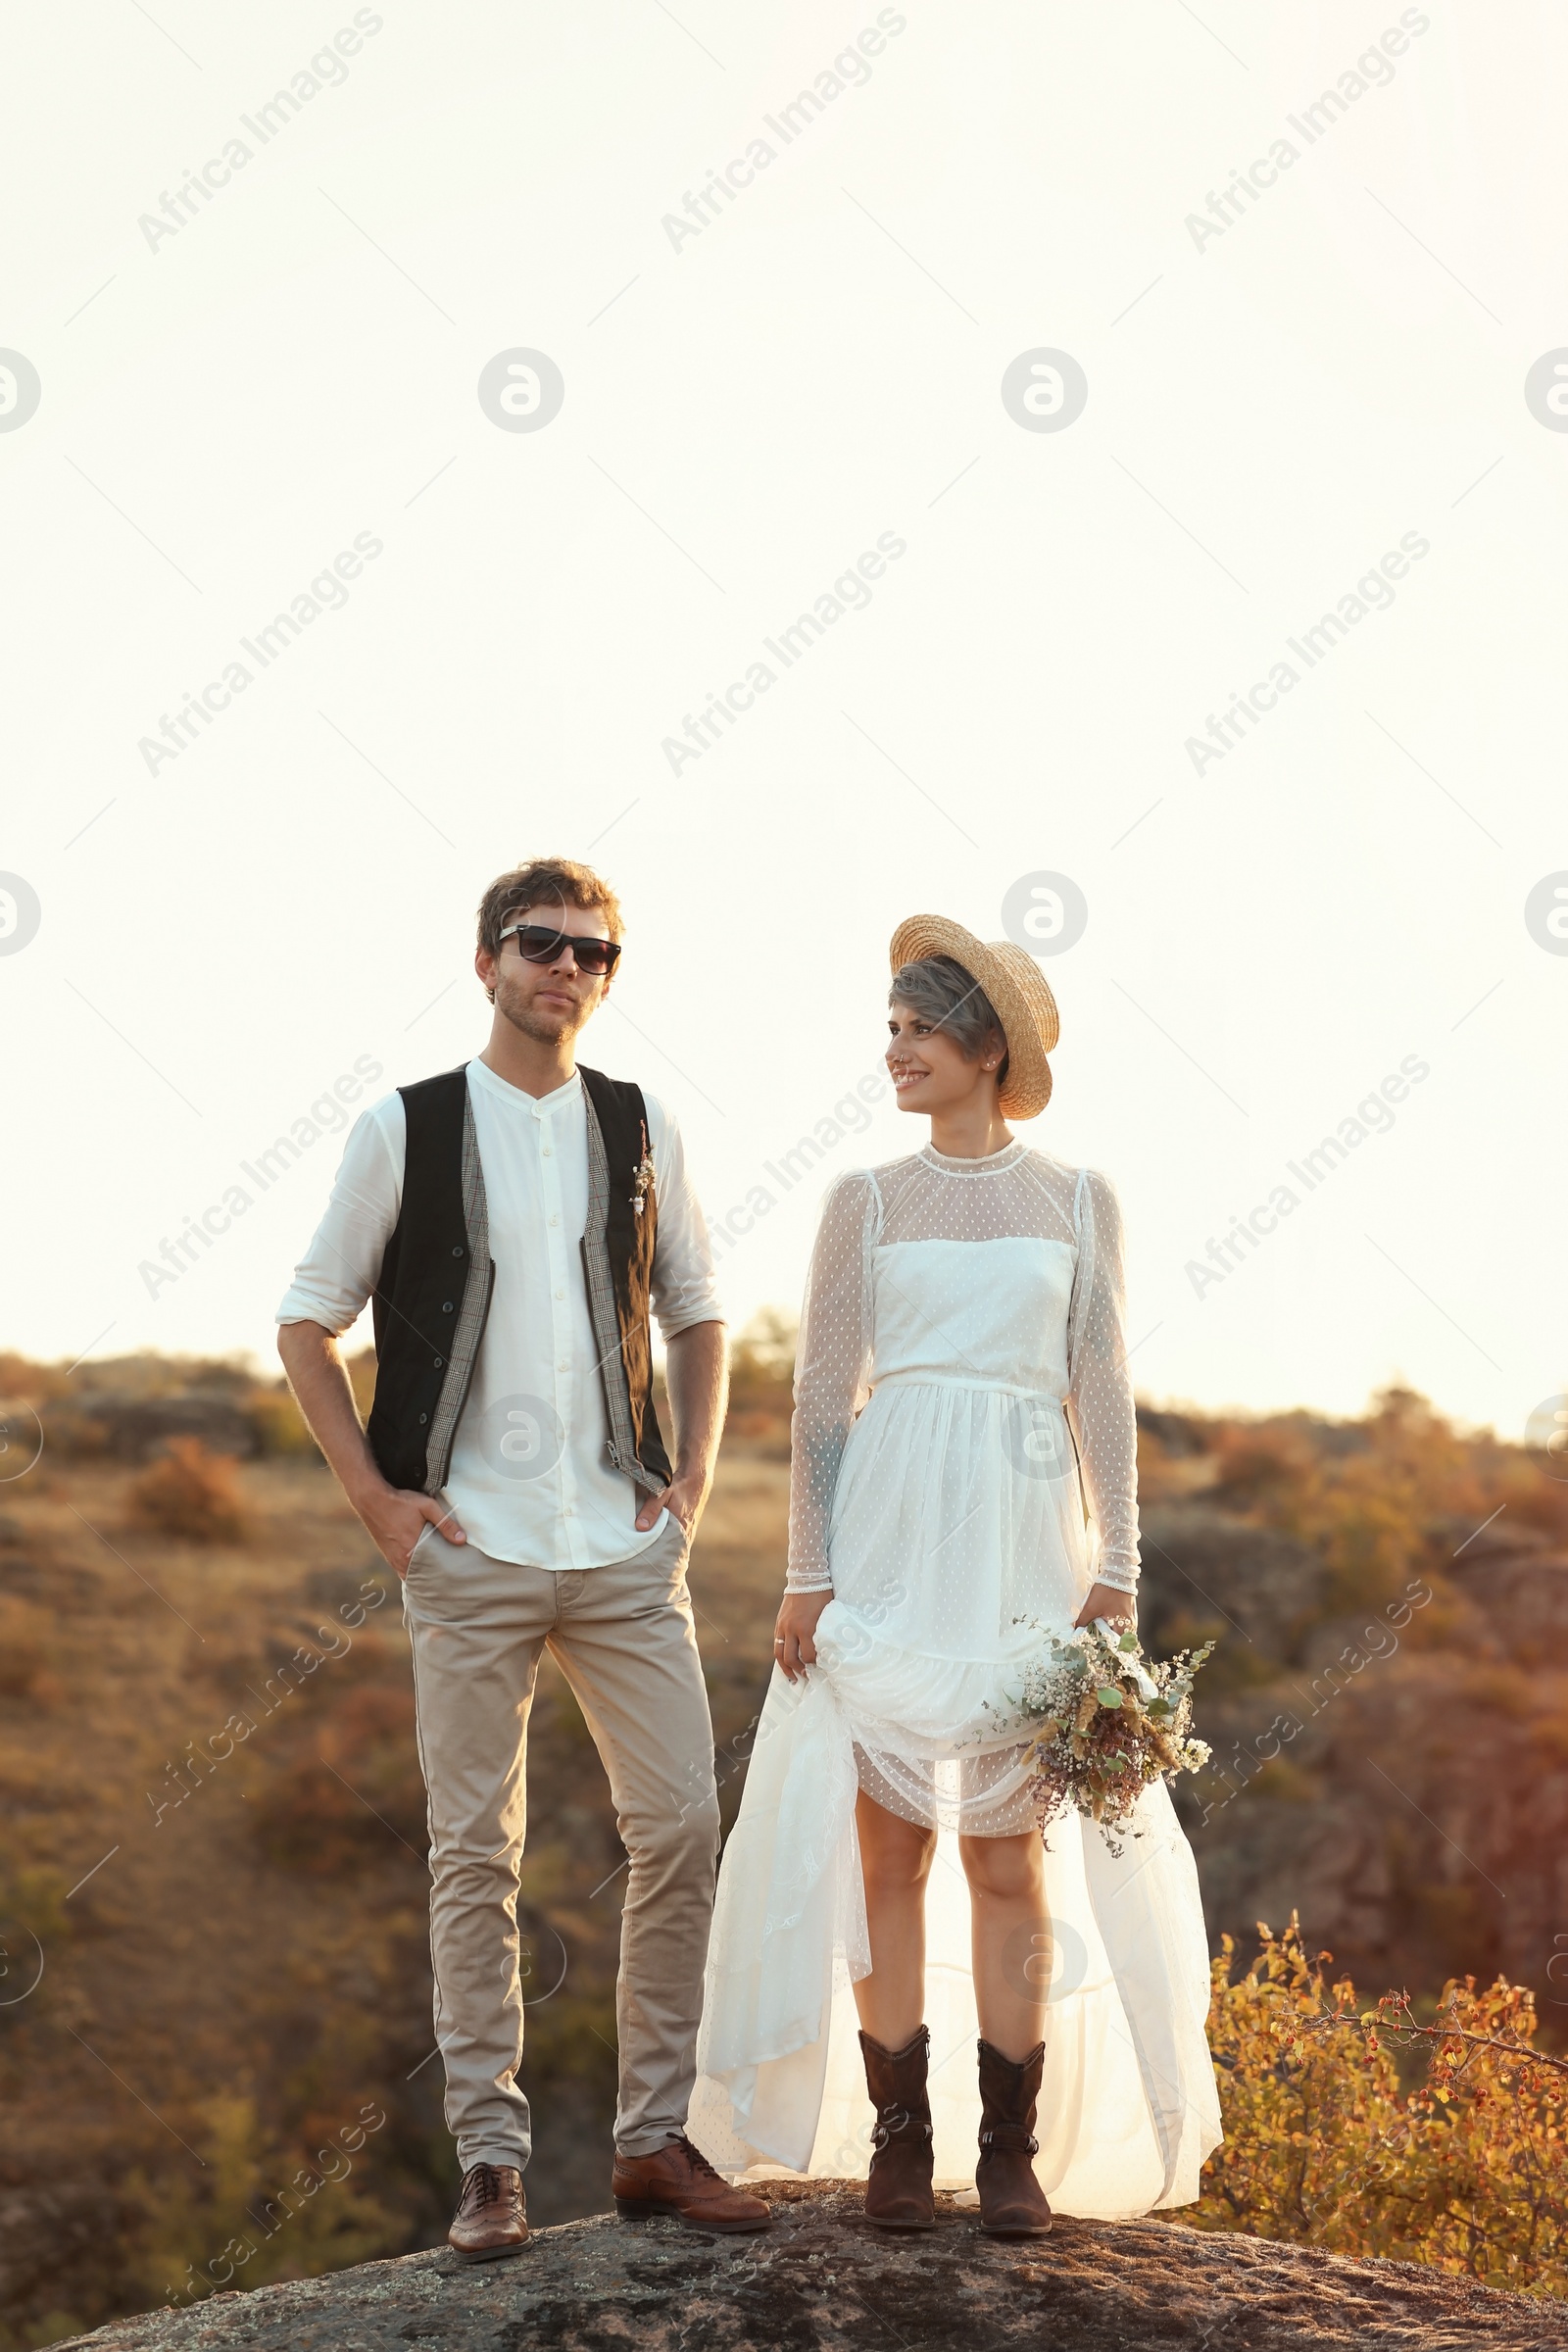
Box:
[401,1513,719,2170]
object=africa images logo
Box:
[1000,351,1088,434]
[0,352,41,433]
[1524,352,1568,431]
[477,351,565,433]
[0,874,42,956]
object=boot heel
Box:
[615,2196,661,2220]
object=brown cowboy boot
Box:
[612,2134,771,2232]
[859,2025,936,2230]
[447,2163,529,2262]
[975,2038,1053,2236]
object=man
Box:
[276,857,768,2258]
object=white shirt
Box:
[276,1059,722,1569]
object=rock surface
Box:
[57,2181,1564,2351]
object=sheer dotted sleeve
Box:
[1066,1167,1142,1594]
[786,1170,879,1592]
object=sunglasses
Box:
[497,922,621,977]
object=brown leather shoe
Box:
[859,2025,936,2230]
[447,2163,529,2262]
[612,2134,771,2232]
[976,2038,1054,2236]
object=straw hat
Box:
[889,913,1060,1119]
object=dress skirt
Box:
[690,1651,1219,2210]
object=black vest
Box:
[366,1062,671,1495]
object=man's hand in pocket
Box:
[354,1481,466,1578]
[634,1473,706,1538]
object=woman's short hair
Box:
[890,955,1009,1085]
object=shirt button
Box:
[555,1288,564,1299]
[558,1359,568,1371]
[542,1147,552,1158]
[549,1214,560,1227]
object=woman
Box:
[691,916,1220,2234]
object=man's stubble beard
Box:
[494,975,595,1050]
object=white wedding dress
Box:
[691,1142,1221,2212]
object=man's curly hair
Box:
[476,858,624,958]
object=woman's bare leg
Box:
[852,1788,937,2047]
[958,1830,1049,2060]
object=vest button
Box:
[433,1356,444,1369]
[417,1412,428,1426]
[442,1300,455,1313]
[452,1246,465,1257]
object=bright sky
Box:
[3,2,1564,1440]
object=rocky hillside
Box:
[1134,1394,1568,1999]
[50,2182,1566,2352]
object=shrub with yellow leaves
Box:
[1189,1916,1568,2298]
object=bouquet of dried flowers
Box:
[983,1619,1214,1851]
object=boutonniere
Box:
[630,1120,655,1216]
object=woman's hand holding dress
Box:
[774,1588,833,1682]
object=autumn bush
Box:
[253,1684,425,1874]
[1192,1917,1568,2297]
[0,1597,59,1704]
[132,2092,402,2311]
[127,1438,251,1544]
[243,1383,319,1459]
[1203,1384,1568,1614]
